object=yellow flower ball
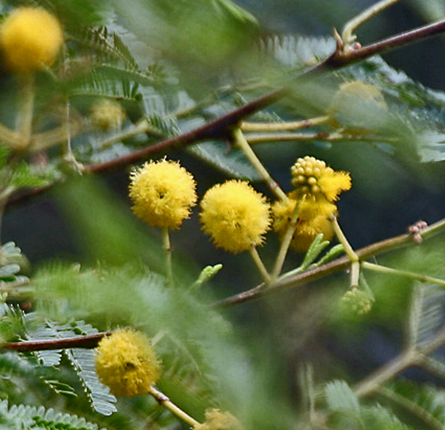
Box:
[0,7,64,74]
[129,159,197,229]
[95,328,160,397]
[272,198,335,253]
[290,156,351,202]
[194,409,243,430]
[200,180,271,254]
[328,80,388,129]
[91,99,126,131]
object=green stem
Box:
[232,128,287,201]
[16,74,35,150]
[353,349,421,398]
[162,227,173,285]
[99,119,152,149]
[241,116,330,132]
[331,216,360,288]
[0,123,22,149]
[361,261,445,288]
[341,0,402,48]
[271,202,299,280]
[148,386,200,427]
[249,246,271,283]
[245,131,398,144]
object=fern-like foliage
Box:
[26,320,117,416]
[382,380,445,429]
[0,399,106,430]
[407,283,445,349]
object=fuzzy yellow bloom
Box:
[328,80,388,129]
[272,198,335,252]
[200,180,270,254]
[291,156,351,202]
[0,7,63,74]
[95,329,160,397]
[129,159,197,229]
[91,99,126,131]
[194,409,243,430]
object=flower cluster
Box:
[90,99,126,131]
[0,7,63,74]
[95,328,160,397]
[129,159,197,229]
[200,180,271,254]
[341,288,373,315]
[273,156,351,252]
[290,156,351,203]
[194,409,243,430]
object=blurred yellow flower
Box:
[291,156,351,202]
[194,409,243,430]
[200,180,270,254]
[0,7,63,74]
[129,159,197,229]
[95,328,160,397]
[91,99,126,131]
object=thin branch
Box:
[341,0,402,48]
[353,349,421,398]
[245,131,398,144]
[216,218,445,307]
[5,17,445,208]
[233,128,287,200]
[332,216,360,288]
[1,331,110,352]
[362,261,445,288]
[353,322,445,399]
[241,116,330,132]
[84,18,445,174]
[148,385,200,427]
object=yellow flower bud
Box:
[0,7,63,74]
[291,156,351,202]
[341,288,373,315]
[200,180,271,254]
[95,329,161,397]
[129,159,197,229]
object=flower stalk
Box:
[149,386,200,427]
[331,215,360,288]
[249,246,271,283]
[232,128,287,201]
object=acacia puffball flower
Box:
[328,80,388,129]
[272,198,335,252]
[200,180,271,254]
[129,159,197,229]
[194,409,243,430]
[0,7,64,74]
[95,328,160,397]
[291,156,351,202]
[90,99,126,131]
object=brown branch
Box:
[7,17,445,204]
[86,18,445,173]
[215,218,445,308]
[1,331,110,352]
